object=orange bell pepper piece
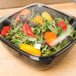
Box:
[33,16,43,25]
[44,32,57,46]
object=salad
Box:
[0,8,76,56]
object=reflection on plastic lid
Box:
[30,55,39,60]
[50,26,73,46]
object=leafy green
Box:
[3,11,76,56]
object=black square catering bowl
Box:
[0,3,76,70]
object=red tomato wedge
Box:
[58,21,67,31]
[22,24,35,38]
[0,26,10,36]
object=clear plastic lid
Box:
[1,4,76,56]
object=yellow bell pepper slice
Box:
[20,44,41,56]
[42,12,53,21]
